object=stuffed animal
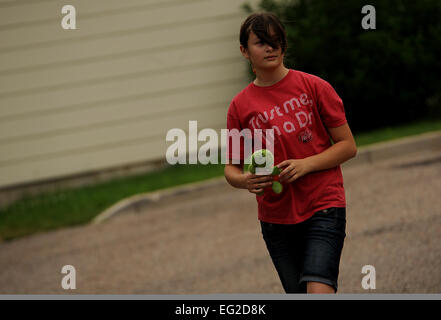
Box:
[245,149,283,196]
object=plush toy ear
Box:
[272,181,283,194]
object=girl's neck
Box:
[253,65,290,87]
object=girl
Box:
[224,12,357,294]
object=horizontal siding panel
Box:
[0,0,241,50]
[0,35,238,98]
[0,79,244,142]
[0,0,178,26]
[0,14,240,74]
[0,58,245,119]
[0,122,229,187]
[0,102,231,165]
[0,0,258,188]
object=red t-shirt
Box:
[226,69,347,224]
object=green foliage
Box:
[243,0,441,133]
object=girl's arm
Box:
[278,123,357,183]
[224,164,274,193]
[224,164,247,189]
[306,123,357,172]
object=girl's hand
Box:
[243,172,273,195]
[276,159,312,183]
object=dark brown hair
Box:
[239,12,287,54]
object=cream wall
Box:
[0,0,258,189]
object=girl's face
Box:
[240,30,284,71]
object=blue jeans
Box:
[260,207,346,293]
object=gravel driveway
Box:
[0,149,440,294]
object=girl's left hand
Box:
[276,159,312,183]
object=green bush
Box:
[243,0,441,134]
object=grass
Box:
[0,163,224,241]
[353,118,441,146]
[1,117,441,241]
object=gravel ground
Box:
[0,149,440,294]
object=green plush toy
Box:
[244,149,283,196]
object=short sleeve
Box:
[315,79,347,129]
[226,100,246,165]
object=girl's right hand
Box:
[243,172,273,195]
